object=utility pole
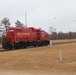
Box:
[25,13,27,27]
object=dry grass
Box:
[0,42,76,73]
[52,39,76,43]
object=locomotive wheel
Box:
[7,43,12,50]
[38,41,41,46]
[41,41,44,46]
[33,42,36,47]
[15,43,20,49]
[21,42,27,48]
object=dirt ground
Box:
[0,70,76,75]
[0,40,76,75]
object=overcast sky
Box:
[0,0,76,32]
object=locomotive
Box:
[2,27,50,50]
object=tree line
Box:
[51,31,76,40]
[0,17,25,29]
[49,27,76,40]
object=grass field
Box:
[0,40,76,75]
[0,43,76,71]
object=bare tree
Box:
[15,20,24,28]
[49,27,56,35]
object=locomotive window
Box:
[42,31,45,34]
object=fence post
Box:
[59,51,62,61]
[50,40,52,47]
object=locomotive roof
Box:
[7,27,42,31]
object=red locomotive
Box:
[2,27,50,49]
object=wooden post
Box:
[50,40,52,47]
[59,51,62,61]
